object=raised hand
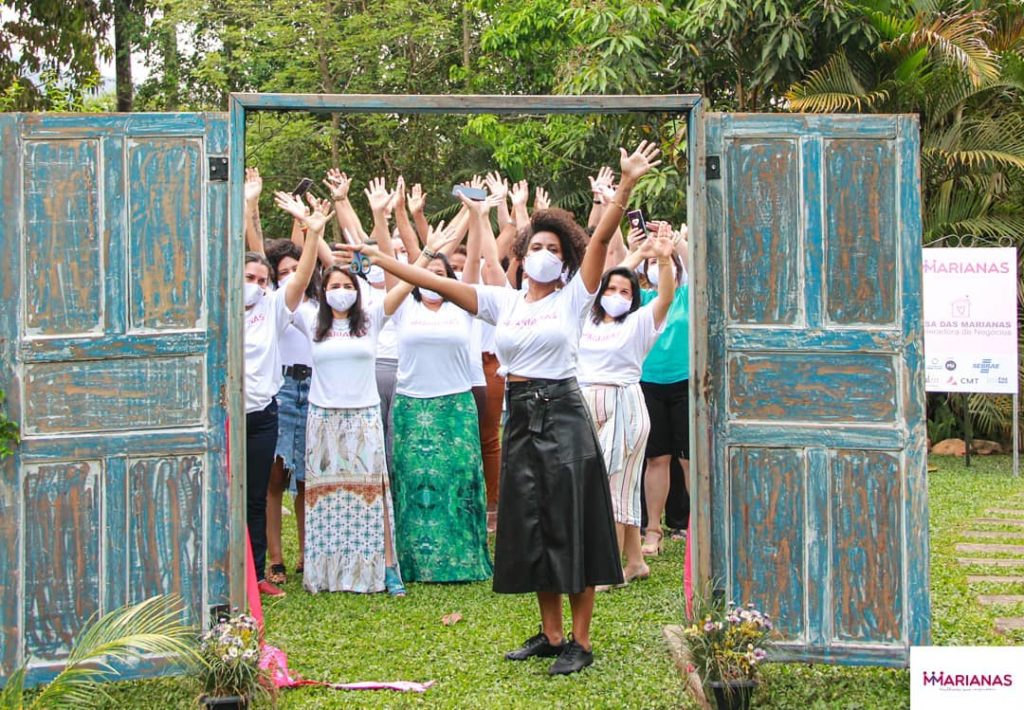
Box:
[510,179,529,208]
[323,168,352,201]
[425,220,459,253]
[457,191,503,217]
[484,171,509,201]
[589,165,616,204]
[469,174,485,191]
[275,191,333,233]
[244,167,263,203]
[627,226,647,253]
[534,186,550,211]
[651,222,675,258]
[364,176,392,214]
[619,140,662,183]
[407,183,427,213]
[393,176,407,211]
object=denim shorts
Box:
[275,373,310,483]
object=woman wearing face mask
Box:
[621,227,690,558]
[344,142,660,675]
[264,240,319,587]
[241,194,326,598]
[276,186,410,596]
[388,224,493,583]
[577,228,676,590]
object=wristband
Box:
[422,247,439,259]
[609,198,627,211]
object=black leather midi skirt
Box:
[493,377,624,594]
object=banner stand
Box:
[1015,393,1020,477]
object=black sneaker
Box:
[504,628,566,661]
[548,636,594,675]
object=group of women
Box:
[240,141,691,675]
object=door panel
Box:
[0,113,234,685]
[703,113,928,666]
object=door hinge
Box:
[705,156,721,180]
[209,156,229,181]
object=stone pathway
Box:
[959,497,1024,635]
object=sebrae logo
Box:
[922,670,1014,689]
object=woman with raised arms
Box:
[342,141,661,675]
[576,224,677,590]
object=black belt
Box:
[507,377,579,434]
[283,364,312,380]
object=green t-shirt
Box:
[640,285,690,384]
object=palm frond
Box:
[786,51,889,112]
[0,666,26,709]
[30,595,201,710]
[967,393,1014,440]
[885,10,1000,86]
[923,113,1024,172]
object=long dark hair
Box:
[315,266,367,342]
[413,253,457,303]
[590,267,642,325]
[511,208,589,281]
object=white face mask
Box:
[453,271,464,281]
[326,288,358,313]
[396,253,409,264]
[278,273,293,288]
[645,261,675,287]
[244,282,264,307]
[523,249,564,284]
[600,294,632,318]
[367,265,386,284]
[419,288,443,303]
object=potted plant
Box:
[682,596,773,710]
[197,612,269,709]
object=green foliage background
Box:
[3,0,1023,434]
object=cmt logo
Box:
[922,670,1014,688]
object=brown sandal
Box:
[641,529,664,557]
[267,563,287,585]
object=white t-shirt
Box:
[392,299,475,398]
[244,288,291,413]
[279,299,316,367]
[290,299,388,409]
[365,285,399,360]
[474,273,596,380]
[577,304,665,386]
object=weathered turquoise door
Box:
[0,113,240,684]
[696,113,929,665]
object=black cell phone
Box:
[452,185,487,201]
[627,209,648,236]
[292,177,314,197]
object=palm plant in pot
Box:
[197,613,270,709]
[682,594,773,710]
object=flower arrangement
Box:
[198,613,269,706]
[682,597,773,686]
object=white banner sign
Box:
[923,247,1018,393]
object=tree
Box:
[0,1,110,109]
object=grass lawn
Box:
[98,454,1024,708]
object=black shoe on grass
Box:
[548,636,593,675]
[505,628,566,661]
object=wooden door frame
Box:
[226,92,707,604]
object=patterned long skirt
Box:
[390,391,493,583]
[581,383,650,527]
[303,403,399,593]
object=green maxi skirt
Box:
[391,390,493,583]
